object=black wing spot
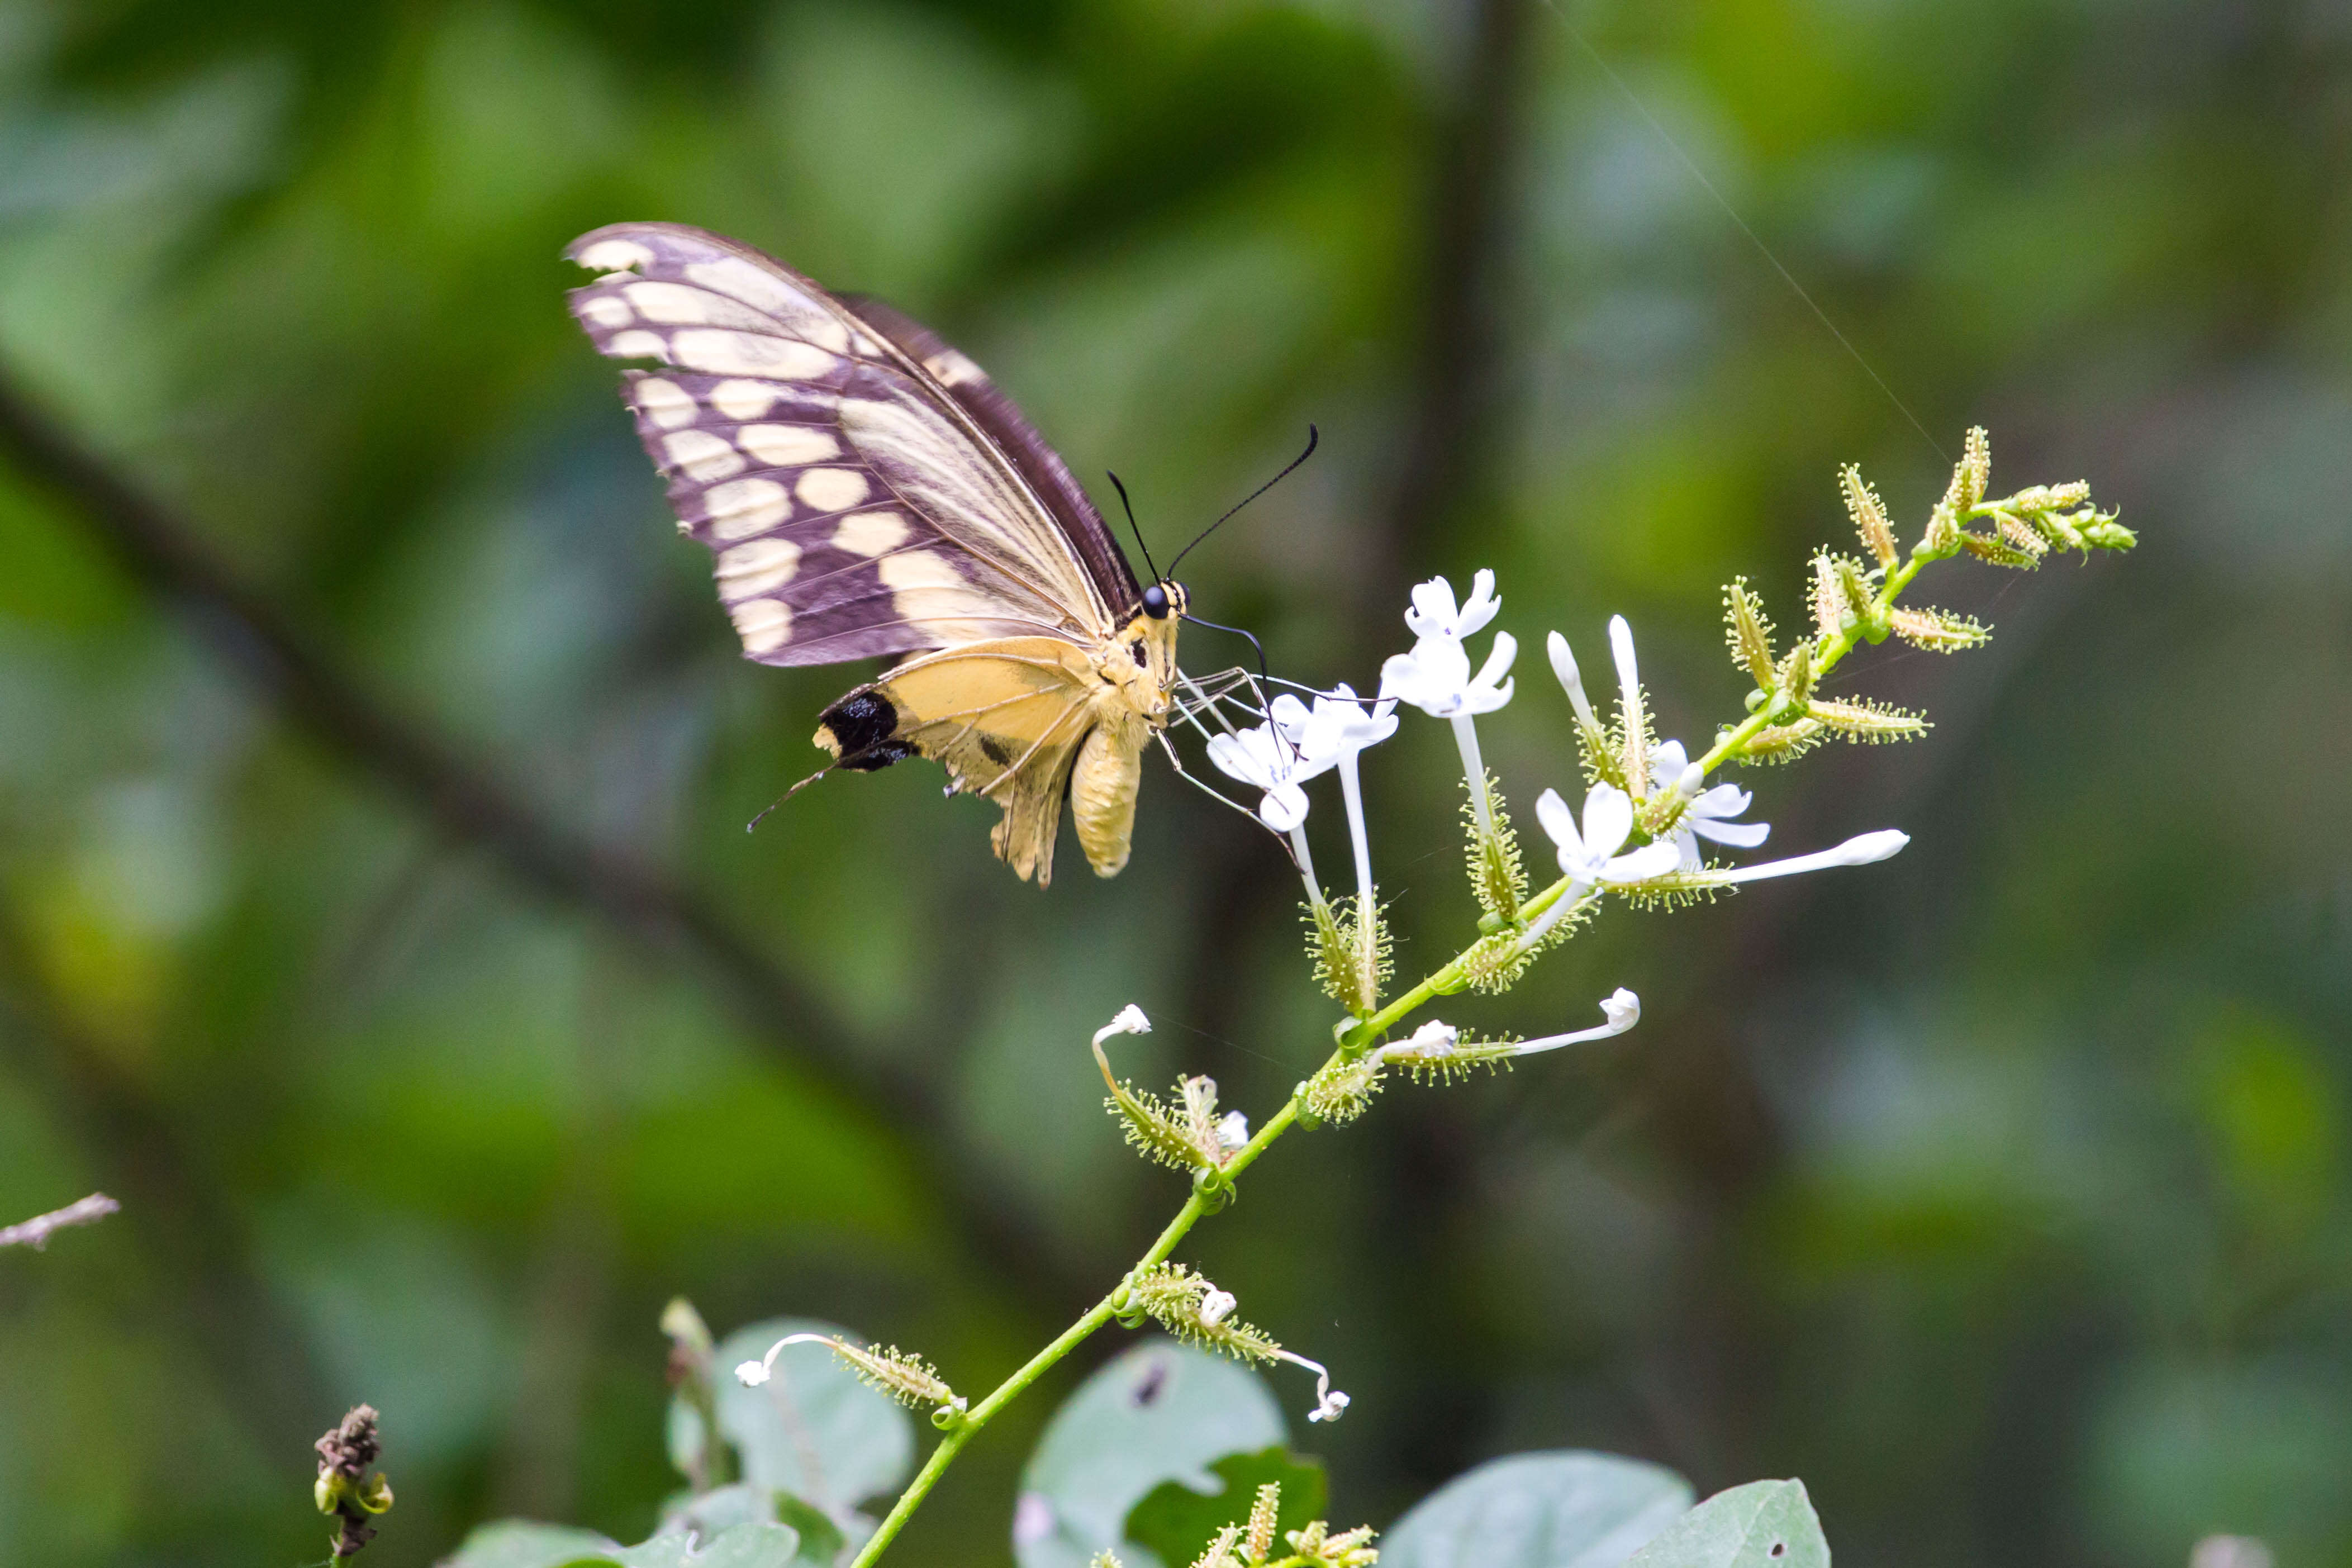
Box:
[1769,1545,1785,1558]
[844,739,916,772]
[979,734,1015,767]
[1129,639,1149,668]
[821,692,913,771]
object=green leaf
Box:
[702,1317,915,1512]
[657,1484,777,1542]
[439,1521,624,1568]
[610,1523,807,1568]
[1015,1338,1289,1568]
[1622,1480,1829,1568]
[768,1494,852,1566]
[1380,1452,1694,1568]
[1124,1447,1328,1568]
[440,1519,811,1568]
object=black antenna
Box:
[1166,425,1318,576]
[1104,469,1161,583]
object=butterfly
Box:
[564,221,1203,886]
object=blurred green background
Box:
[1,0,2347,1563]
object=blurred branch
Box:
[0,367,1094,1318]
[1374,0,1536,582]
[0,1190,119,1249]
[0,913,332,1443]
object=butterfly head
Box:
[1103,583,1187,721]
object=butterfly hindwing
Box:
[815,638,1111,886]
[566,223,1119,667]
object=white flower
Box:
[1547,631,1602,731]
[1674,829,1910,886]
[1376,991,1640,1066]
[1199,1288,1238,1327]
[1380,629,1517,719]
[1533,784,1681,887]
[1648,739,1769,869]
[1205,696,1333,831]
[1403,569,1500,642]
[1215,1110,1250,1151]
[736,1332,833,1388]
[1092,1005,1151,1048]
[1273,1348,1350,1424]
[1508,987,1641,1056]
[1278,683,1399,764]
[1279,685,1399,916]
[1395,1019,1459,1058]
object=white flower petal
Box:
[1603,840,1683,883]
[1546,631,1598,730]
[1689,782,1752,819]
[1533,787,1579,853]
[1475,630,1517,687]
[1259,783,1309,833]
[1652,739,1689,780]
[1581,784,1634,859]
[1689,816,1770,848]
[1405,576,1461,638]
[1456,567,1500,636]
[1204,732,1261,789]
[1696,829,1911,885]
[1608,614,1640,702]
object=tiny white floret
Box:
[1094,1005,1151,1047]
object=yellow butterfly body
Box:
[566,222,1193,885]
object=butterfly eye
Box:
[1141,583,1171,619]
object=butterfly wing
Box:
[833,293,1142,624]
[814,638,1113,886]
[564,222,1128,666]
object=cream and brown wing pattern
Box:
[564,222,1114,666]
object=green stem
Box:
[848,1105,1304,1568]
[1695,548,1931,776]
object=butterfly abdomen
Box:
[816,691,916,771]
[1070,722,1143,879]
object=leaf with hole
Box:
[1621,1479,1830,1568]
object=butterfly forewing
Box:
[836,294,1141,619]
[566,223,1114,665]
